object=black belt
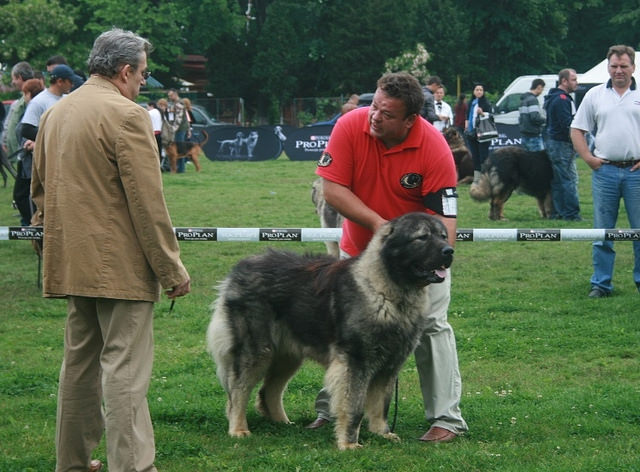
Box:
[602,159,640,168]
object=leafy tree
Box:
[0,0,242,88]
[78,0,193,85]
[567,0,640,72]
[452,0,567,94]
[251,1,314,116]
[413,0,472,93]
[319,0,420,94]
[0,0,79,71]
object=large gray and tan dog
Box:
[206,212,454,450]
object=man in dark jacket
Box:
[544,68,581,220]
[519,78,546,151]
[419,76,442,123]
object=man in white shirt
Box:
[571,44,640,298]
[147,101,163,163]
[433,86,453,132]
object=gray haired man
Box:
[32,28,190,472]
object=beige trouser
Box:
[413,271,468,434]
[55,296,157,472]
[314,262,468,435]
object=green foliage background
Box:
[2,0,640,120]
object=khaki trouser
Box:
[413,271,468,434]
[314,263,468,435]
[56,296,157,472]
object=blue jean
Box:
[175,130,187,173]
[546,139,581,219]
[521,135,544,152]
[590,163,640,292]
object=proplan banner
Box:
[283,125,334,161]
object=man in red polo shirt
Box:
[310,72,467,442]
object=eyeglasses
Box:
[436,102,442,110]
[126,64,151,80]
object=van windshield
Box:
[495,94,521,114]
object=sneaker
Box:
[588,287,610,298]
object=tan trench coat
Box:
[31,76,189,302]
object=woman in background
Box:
[453,93,467,135]
[464,83,493,182]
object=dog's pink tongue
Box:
[436,269,447,279]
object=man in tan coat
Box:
[31,28,190,472]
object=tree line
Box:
[1,0,639,122]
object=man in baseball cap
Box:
[50,64,85,92]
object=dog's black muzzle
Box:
[441,245,454,268]
[412,244,454,286]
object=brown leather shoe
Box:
[88,459,102,471]
[418,426,457,443]
[305,417,330,429]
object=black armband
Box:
[422,187,458,217]
[21,123,38,141]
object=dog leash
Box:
[169,299,176,313]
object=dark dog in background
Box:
[443,128,474,184]
[469,146,553,220]
[311,178,343,257]
[206,212,454,450]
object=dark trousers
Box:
[154,133,162,163]
[13,161,32,225]
[466,135,489,171]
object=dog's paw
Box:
[382,432,401,442]
[229,429,251,438]
[337,441,363,450]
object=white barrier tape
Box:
[3,226,640,242]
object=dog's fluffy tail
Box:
[469,172,491,201]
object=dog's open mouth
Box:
[413,264,448,285]
[428,267,448,283]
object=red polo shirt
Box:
[316,106,456,256]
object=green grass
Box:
[1,156,638,471]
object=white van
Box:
[493,74,557,126]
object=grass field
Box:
[1,155,638,471]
